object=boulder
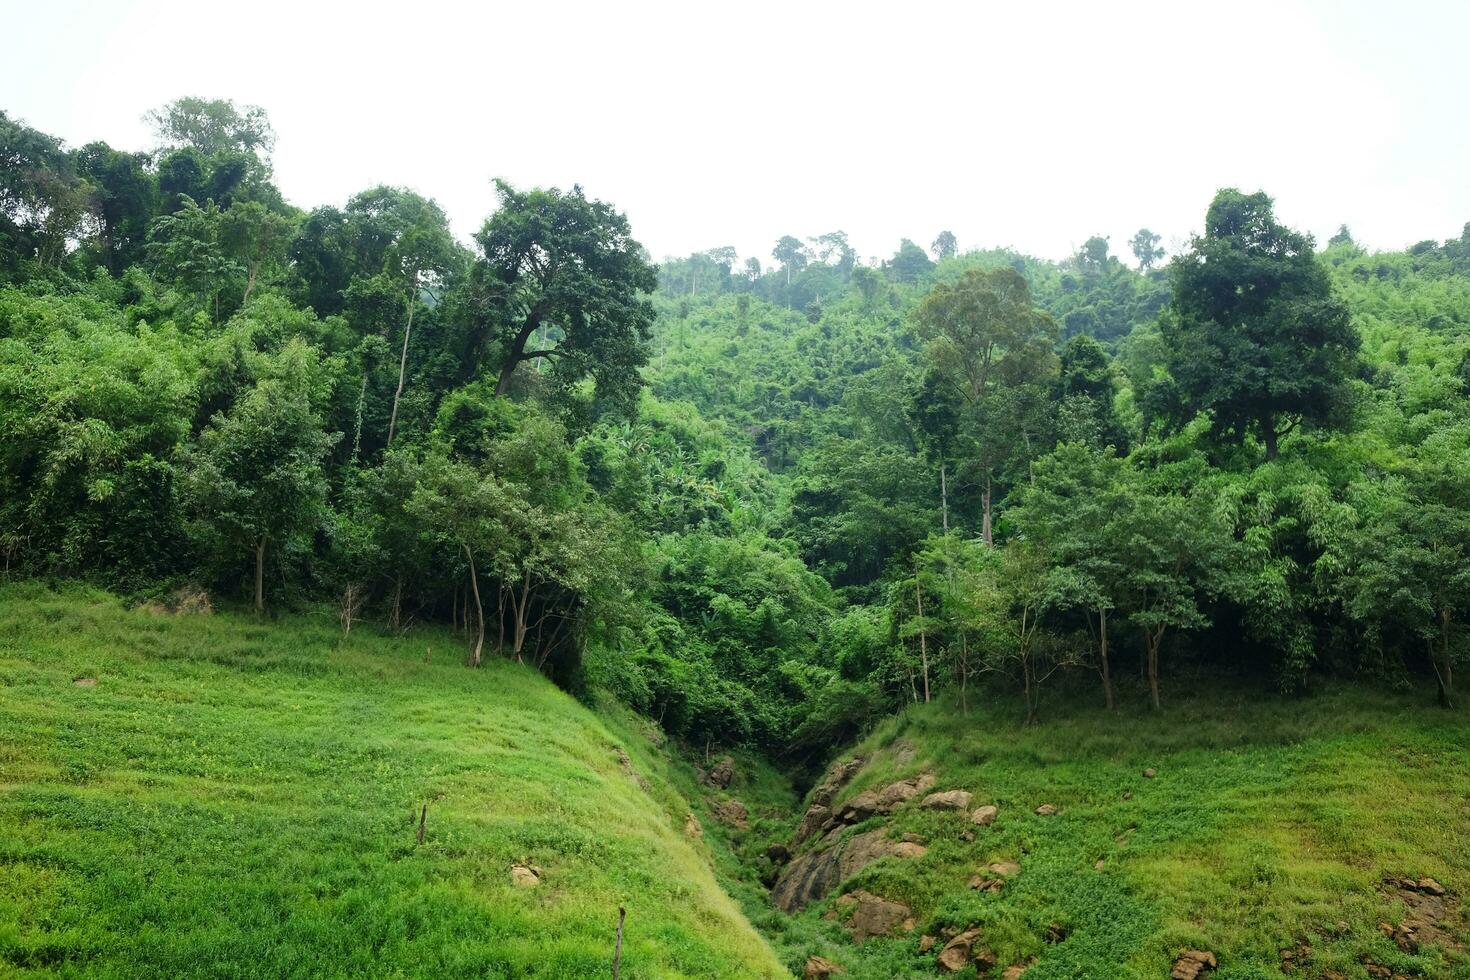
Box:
[937,928,985,973]
[810,756,866,807]
[922,790,973,811]
[711,797,749,830]
[705,755,735,789]
[794,804,832,844]
[989,860,1021,876]
[1170,950,1217,979]
[958,829,976,843]
[836,790,883,824]
[509,863,541,888]
[771,829,925,911]
[1143,767,1157,778]
[899,832,925,844]
[971,804,998,826]
[1002,966,1028,980]
[831,889,913,942]
[919,935,937,953]
[803,955,844,979]
[1035,804,1058,816]
[765,843,791,864]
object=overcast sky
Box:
[7,0,1468,267]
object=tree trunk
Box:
[254,536,266,613]
[939,461,949,533]
[959,630,969,716]
[1145,627,1163,711]
[350,370,368,464]
[1099,607,1115,711]
[1437,608,1455,708]
[1263,419,1279,460]
[464,545,485,667]
[495,312,542,397]
[981,473,993,546]
[390,574,403,633]
[242,263,258,307]
[915,575,930,704]
[386,287,417,446]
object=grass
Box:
[0,583,788,979]
[750,675,1470,979]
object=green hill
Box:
[0,585,788,979]
[749,681,1470,979]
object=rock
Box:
[72,676,97,687]
[1415,876,1446,896]
[1170,950,1217,979]
[509,863,540,887]
[968,874,1003,892]
[900,832,925,844]
[1045,922,1067,944]
[684,812,703,839]
[1035,804,1058,816]
[936,927,984,972]
[615,746,652,792]
[919,935,937,953]
[771,829,926,911]
[803,955,844,979]
[794,804,832,844]
[1143,767,1157,778]
[705,755,735,789]
[711,797,749,829]
[989,860,1021,876]
[958,829,976,842]
[810,756,866,807]
[831,889,912,942]
[1122,791,1133,801]
[971,804,998,826]
[765,843,791,864]
[1094,859,1106,870]
[836,790,883,824]
[922,790,973,811]
[1002,967,1028,980]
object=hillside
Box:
[0,585,788,979]
[746,682,1470,979]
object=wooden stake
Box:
[613,905,626,979]
[416,804,426,844]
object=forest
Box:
[4,96,1470,773]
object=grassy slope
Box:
[0,584,788,979]
[757,679,1470,979]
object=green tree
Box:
[470,180,657,412]
[1128,227,1164,271]
[180,341,337,612]
[931,230,958,261]
[146,97,276,158]
[1162,189,1360,459]
[771,235,807,286]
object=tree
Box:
[887,238,934,283]
[75,142,157,273]
[180,341,336,612]
[470,180,657,413]
[931,230,958,261]
[1162,189,1360,459]
[146,97,276,158]
[771,235,807,286]
[344,187,460,446]
[1128,227,1164,271]
[911,267,1057,543]
[220,201,293,307]
[147,196,241,323]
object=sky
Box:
[5,0,1468,267]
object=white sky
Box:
[6,0,1468,267]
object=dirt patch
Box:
[72,676,97,687]
[1378,876,1463,953]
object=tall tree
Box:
[1128,227,1164,271]
[146,97,276,158]
[771,235,807,286]
[470,180,657,413]
[1162,189,1359,459]
[931,230,958,261]
[911,267,1057,543]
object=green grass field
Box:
[0,584,787,979]
[749,678,1470,979]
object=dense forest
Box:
[4,97,1470,775]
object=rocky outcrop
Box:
[796,770,935,844]
[971,804,998,826]
[803,955,844,978]
[922,789,973,811]
[771,829,926,911]
[701,755,735,789]
[829,889,914,941]
[792,757,866,844]
[1170,950,1217,979]
[710,797,749,829]
[937,928,986,972]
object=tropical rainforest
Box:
[2,99,1469,978]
